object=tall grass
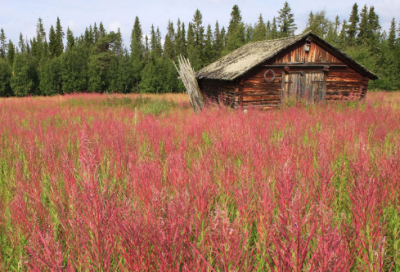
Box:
[0,92,399,271]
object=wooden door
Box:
[282,71,326,103]
[303,72,326,103]
[282,73,304,100]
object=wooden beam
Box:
[263,64,347,68]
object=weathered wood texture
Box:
[240,67,284,108]
[274,41,342,64]
[325,67,364,100]
[198,40,370,107]
[198,79,238,107]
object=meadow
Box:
[0,92,399,271]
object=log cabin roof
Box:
[195,31,379,81]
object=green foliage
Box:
[224,5,245,53]
[277,2,297,37]
[0,58,11,96]
[10,53,37,96]
[59,48,88,93]
[40,56,62,95]
[304,11,332,38]
[252,14,267,42]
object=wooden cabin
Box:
[195,31,378,109]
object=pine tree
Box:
[388,18,396,50]
[277,2,297,37]
[347,3,359,46]
[225,5,245,52]
[18,33,26,53]
[0,29,7,59]
[253,14,267,41]
[7,40,14,66]
[55,17,64,56]
[326,15,340,44]
[164,20,175,59]
[66,27,75,50]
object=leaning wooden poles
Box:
[174,56,204,113]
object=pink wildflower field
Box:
[0,92,399,271]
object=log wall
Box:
[198,79,238,107]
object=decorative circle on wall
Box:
[264,69,275,82]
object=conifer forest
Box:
[0,2,399,97]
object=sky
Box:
[0,0,399,49]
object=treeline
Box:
[0,2,399,97]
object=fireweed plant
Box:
[0,92,399,271]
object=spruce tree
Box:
[163,20,175,59]
[266,20,271,39]
[203,24,213,65]
[49,25,57,58]
[93,23,99,44]
[0,29,7,59]
[338,20,348,48]
[221,27,226,48]
[225,5,245,52]
[186,23,199,70]
[131,16,144,92]
[277,2,296,37]
[213,21,223,60]
[346,3,359,46]
[175,19,186,57]
[192,9,205,66]
[271,17,278,39]
[367,6,381,52]
[7,40,14,66]
[66,27,75,50]
[357,5,369,45]
[55,17,64,56]
[35,18,46,62]
[99,22,106,37]
[388,18,396,50]
[253,14,267,41]
[18,33,26,53]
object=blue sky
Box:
[0,0,399,49]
